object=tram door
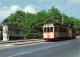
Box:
[54,26,59,38]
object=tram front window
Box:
[44,27,53,32]
[44,27,46,32]
[50,27,53,32]
[47,27,49,32]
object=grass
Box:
[76,36,80,38]
[0,40,3,42]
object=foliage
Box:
[5,7,80,38]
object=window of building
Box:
[15,31,19,36]
[0,31,1,37]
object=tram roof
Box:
[44,23,61,25]
[44,23,74,28]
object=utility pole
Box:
[62,12,64,25]
[62,8,72,25]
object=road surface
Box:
[0,38,80,57]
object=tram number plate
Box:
[47,35,50,38]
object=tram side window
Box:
[58,27,60,32]
[72,29,75,33]
[50,27,53,32]
[64,28,68,32]
[55,26,57,32]
[44,27,46,32]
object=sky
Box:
[0,0,80,22]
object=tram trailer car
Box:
[43,23,76,41]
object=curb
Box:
[13,40,45,46]
[0,39,44,44]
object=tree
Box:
[48,7,62,23]
[5,6,80,38]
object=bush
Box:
[26,33,43,39]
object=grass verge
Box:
[76,36,80,38]
[0,40,3,42]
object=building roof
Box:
[0,24,24,31]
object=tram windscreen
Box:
[44,27,53,32]
[50,27,53,32]
[47,27,49,32]
[44,27,46,32]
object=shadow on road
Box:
[45,38,76,42]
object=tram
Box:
[43,23,76,41]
